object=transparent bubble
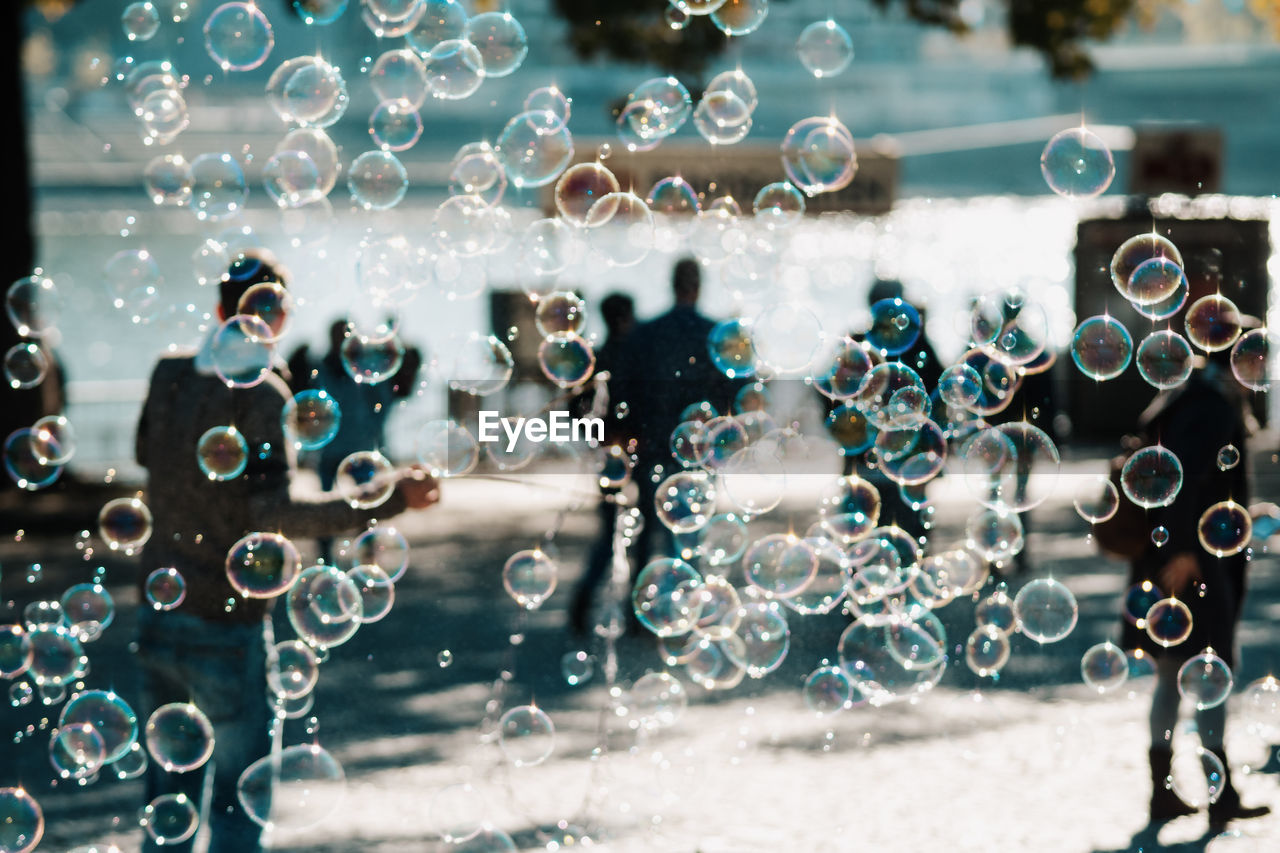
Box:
[260,150,321,208]
[523,85,571,126]
[1073,475,1119,524]
[292,0,348,25]
[237,743,345,830]
[465,11,527,78]
[123,1,161,40]
[538,333,596,388]
[520,218,582,277]
[1111,233,1183,295]
[5,275,62,340]
[0,788,43,853]
[3,344,47,391]
[449,333,514,396]
[1123,580,1163,626]
[782,537,848,616]
[285,58,349,128]
[225,531,301,599]
[348,150,408,210]
[1198,500,1251,557]
[797,19,853,77]
[1178,650,1233,710]
[1071,314,1132,381]
[1152,526,1169,547]
[697,513,748,567]
[705,318,756,380]
[1146,597,1193,648]
[349,564,395,623]
[48,721,104,781]
[965,507,1024,563]
[9,681,34,707]
[204,2,274,71]
[369,49,428,110]
[140,792,199,845]
[726,600,791,677]
[142,154,193,207]
[741,534,816,599]
[98,497,152,553]
[1169,746,1225,809]
[561,650,593,686]
[532,291,586,338]
[1039,126,1115,198]
[282,389,341,451]
[753,181,805,228]
[838,617,945,703]
[26,624,86,686]
[710,0,769,36]
[61,583,115,640]
[144,568,186,611]
[647,175,701,220]
[0,625,32,679]
[585,191,654,267]
[351,526,410,583]
[1126,257,1187,307]
[553,162,619,226]
[1081,641,1129,693]
[498,704,554,766]
[1013,578,1078,644]
[287,565,364,648]
[448,141,507,206]
[632,558,704,637]
[209,314,272,388]
[1120,445,1183,509]
[692,90,752,145]
[145,703,214,772]
[865,298,921,356]
[665,3,690,28]
[816,475,881,545]
[1134,329,1193,390]
[102,248,161,322]
[340,332,405,384]
[965,625,1011,677]
[334,450,396,509]
[938,363,982,410]
[139,87,189,145]
[369,100,423,152]
[1185,294,1243,353]
[437,650,453,668]
[780,116,856,196]
[424,38,484,100]
[495,109,574,188]
[623,76,692,142]
[406,0,467,52]
[188,152,247,222]
[1242,675,1280,740]
[193,425,248,482]
[803,665,853,714]
[654,470,716,534]
[630,672,688,727]
[501,549,557,610]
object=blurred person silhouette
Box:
[615,259,741,574]
[133,251,440,853]
[1120,250,1269,829]
[570,292,636,636]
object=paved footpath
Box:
[3,460,1279,852]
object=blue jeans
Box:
[135,609,271,853]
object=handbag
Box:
[1093,436,1149,560]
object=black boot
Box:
[1149,747,1198,823]
[1207,747,1272,829]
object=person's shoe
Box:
[1207,748,1272,829]
[1149,747,1198,823]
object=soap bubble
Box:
[1169,746,1225,809]
[26,625,86,686]
[523,85,571,125]
[538,333,596,388]
[190,152,247,221]
[262,150,323,208]
[965,508,1024,563]
[432,193,496,256]
[743,534,817,599]
[465,12,527,78]
[692,89,752,145]
[0,625,32,678]
[1178,650,1233,710]
[1081,641,1129,693]
[622,76,692,143]
[699,513,750,566]
[123,2,162,40]
[281,57,349,127]
[1073,475,1119,523]
[816,475,881,545]
[1071,315,1132,380]
[448,333,514,396]
[561,651,593,686]
[334,450,396,509]
[4,344,48,390]
[753,181,805,228]
[50,721,107,780]
[520,218,582,277]
[291,0,348,25]
[237,743,346,830]
[369,101,423,152]
[780,116,856,196]
[145,703,214,772]
[0,788,44,853]
[59,690,137,766]
[204,2,274,72]
[225,531,301,599]
[727,600,792,677]
[268,640,320,701]
[1124,581,1163,626]
[647,175,701,219]
[1135,329,1193,390]
[707,318,756,379]
[145,568,187,611]
[1126,257,1187,306]
[496,110,574,188]
[143,154,193,206]
[866,298,921,356]
[1198,500,1251,557]
[655,470,716,533]
[352,526,410,583]
[282,389,342,451]
[348,150,408,210]
[632,558,704,637]
[287,565,363,648]
[710,0,769,36]
[6,275,62,338]
[498,705,554,766]
[501,549,558,610]
[630,672,688,727]
[140,793,199,845]
[61,583,115,640]
[425,38,484,99]
[102,248,161,322]
[534,291,587,337]
[196,425,248,481]
[349,564,395,623]
[1120,445,1183,509]
[448,141,507,206]
[803,665,854,714]
[1146,598,1193,647]
[370,48,429,109]
[340,332,405,385]
[965,625,1011,677]
[1216,444,1240,471]
[1040,126,1115,198]
[406,0,467,52]
[751,302,821,374]
[1227,328,1271,392]
[1184,294,1242,353]
[139,88,189,145]
[554,162,619,225]
[1013,578,1078,644]
[797,19,853,77]
[210,315,273,388]
[586,192,654,267]
[99,497,152,553]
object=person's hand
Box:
[1158,552,1201,596]
[396,467,441,510]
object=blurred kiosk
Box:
[1071,124,1268,438]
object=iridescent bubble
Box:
[1169,746,1226,809]
[283,57,349,128]
[292,0,348,25]
[1111,232,1183,294]
[225,531,301,599]
[533,291,587,337]
[742,534,817,599]
[965,625,1011,678]
[538,333,595,388]
[553,162,620,226]
[938,363,983,410]
[123,1,161,39]
[26,625,86,686]
[630,672,688,727]
[5,276,61,341]
[145,703,214,772]
[1013,578,1078,644]
[727,600,791,678]
[99,497,152,553]
[965,507,1024,563]
[424,38,484,99]
[1216,444,1240,471]
[195,425,248,482]
[352,526,410,583]
[3,344,47,391]
[465,11,527,78]
[501,549,557,610]
[348,564,395,623]
[144,568,187,611]
[561,650,593,686]
[1152,525,1169,547]
[1126,257,1187,306]
[753,181,805,228]
[585,191,655,267]
[1229,329,1272,392]
[524,85,571,125]
[0,788,43,853]
[797,19,853,77]
[340,332,405,384]
[50,723,105,780]
[710,0,769,36]
[370,48,428,109]
[432,193,495,256]
[692,90,752,145]
[496,109,574,188]
[498,705,554,766]
[647,175,701,220]
[1120,445,1183,509]
[102,248,161,322]
[803,665,853,714]
[632,558,705,637]
[706,318,756,379]
[139,88,189,145]
[780,116,856,196]
[1073,475,1119,524]
[369,101,423,152]
[58,690,137,765]
[0,625,32,679]
[204,2,274,71]
[1081,641,1129,693]
[287,565,363,648]
[1146,597,1193,648]
[210,314,273,388]
[622,76,692,143]
[189,152,247,221]
[448,141,507,206]
[1039,126,1115,198]
[520,218,582,277]
[1124,580,1163,626]
[1135,329,1193,390]
[9,681,34,707]
[866,298,921,356]
[348,150,408,210]
[1071,315,1132,381]
[262,150,323,208]
[1184,294,1243,353]
[448,333,514,396]
[334,450,396,509]
[61,583,115,640]
[655,470,716,534]
[237,744,346,831]
[282,389,341,451]
[405,0,467,52]
[816,475,881,545]
[1178,650,1233,710]
[143,154,193,206]
[1198,500,1251,557]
